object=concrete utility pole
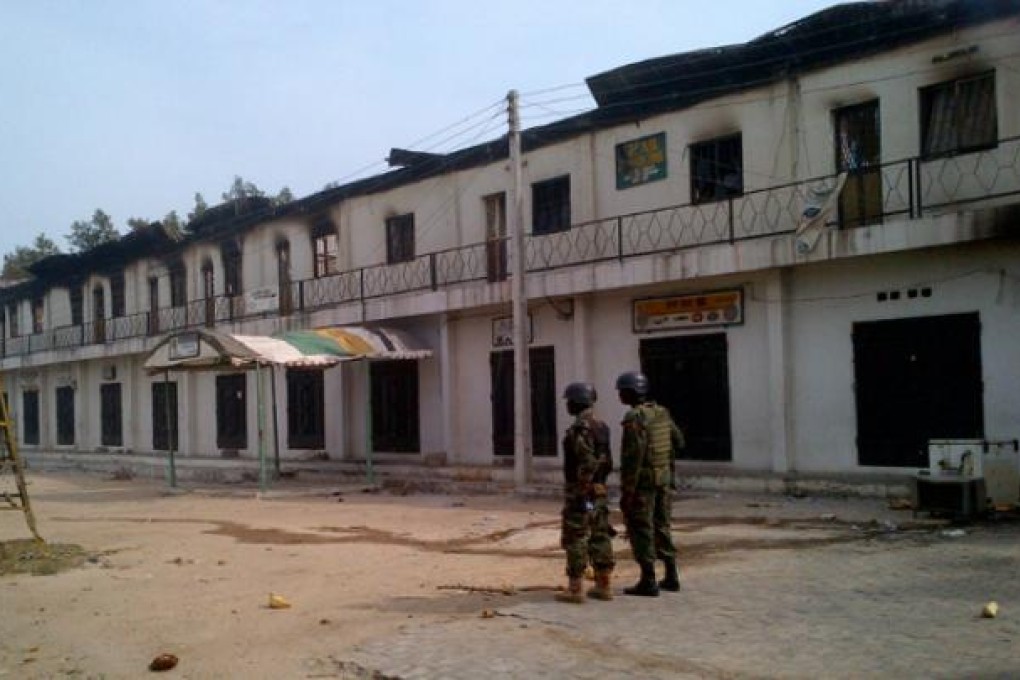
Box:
[508,90,532,487]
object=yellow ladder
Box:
[0,381,42,541]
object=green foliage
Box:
[221,176,265,203]
[188,192,209,222]
[66,209,120,252]
[274,186,294,206]
[127,217,151,231]
[2,233,62,280]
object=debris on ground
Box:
[888,498,913,510]
[268,593,292,609]
[148,653,179,672]
[819,513,837,521]
[981,602,999,619]
[941,529,967,538]
[480,609,495,619]
[0,540,89,576]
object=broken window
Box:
[70,285,84,326]
[690,134,743,204]
[31,298,43,334]
[169,261,186,308]
[110,272,126,318]
[312,219,339,278]
[385,214,415,264]
[532,175,571,235]
[921,71,996,158]
[222,240,243,296]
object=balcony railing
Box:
[3,135,1019,361]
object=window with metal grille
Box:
[690,134,743,204]
[56,386,75,445]
[22,390,39,445]
[370,360,419,452]
[100,383,123,447]
[385,214,415,264]
[312,219,339,278]
[531,175,571,235]
[920,71,996,158]
[110,272,126,317]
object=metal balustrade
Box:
[3,136,1019,360]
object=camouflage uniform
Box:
[619,401,684,568]
[560,407,615,578]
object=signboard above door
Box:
[633,289,743,333]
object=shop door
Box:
[491,346,557,457]
[152,382,179,451]
[216,373,248,450]
[639,333,732,461]
[853,313,983,467]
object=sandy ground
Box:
[1,473,1017,679]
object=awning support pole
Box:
[364,358,375,486]
[164,370,177,488]
[256,362,268,493]
[270,364,281,479]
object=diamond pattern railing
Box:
[3,136,1019,360]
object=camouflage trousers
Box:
[622,484,676,566]
[561,495,615,578]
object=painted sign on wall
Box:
[633,289,744,332]
[492,314,534,348]
[616,132,667,189]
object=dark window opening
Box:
[222,240,243,296]
[287,369,324,449]
[152,381,179,451]
[835,100,883,228]
[56,385,75,446]
[147,277,160,335]
[313,219,339,278]
[31,298,44,334]
[690,134,743,204]
[100,383,123,447]
[385,214,415,264]
[110,272,126,318]
[202,260,215,327]
[921,71,996,158]
[92,285,106,344]
[216,374,248,449]
[531,176,571,235]
[70,286,84,326]
[484,192,508,282]
[169,261,186,308]
[22,390,39,445]
[6,304,17,338]
[370,360,419,452]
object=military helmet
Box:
[615,371,649,396]
[562,382,597,406]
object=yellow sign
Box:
[633,289,743,332]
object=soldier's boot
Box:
[658,558,680,592]
[587,569,614,601]
[623,562,660,597]
[555,576,586,604]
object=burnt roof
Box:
[8,0,1018,304]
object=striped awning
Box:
[144,326,430,373]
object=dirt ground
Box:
[1,472,1017,679]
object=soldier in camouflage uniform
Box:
[556,382,615,603]
[616,371,685,597]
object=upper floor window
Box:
[169,261,186,308]
[691,134,743,204]
[31,298,44,334]
[532,175,571,235]
[920,71,996,158]
[312,219,338,278]
[385,214,415,264]
[110,272,126,318]
[70,286,84,326]
[222,240,242,296]
[7,303,19,338]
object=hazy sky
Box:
[0,0,837,258]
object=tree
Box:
[274,186,294,206]
[66,209,120,252]
[221,176,265,203]
[127,217,151,231]
[2,233,62,280]
[188,192,209,222]
[162,210,183,240]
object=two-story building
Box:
[3,0,1019,492]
